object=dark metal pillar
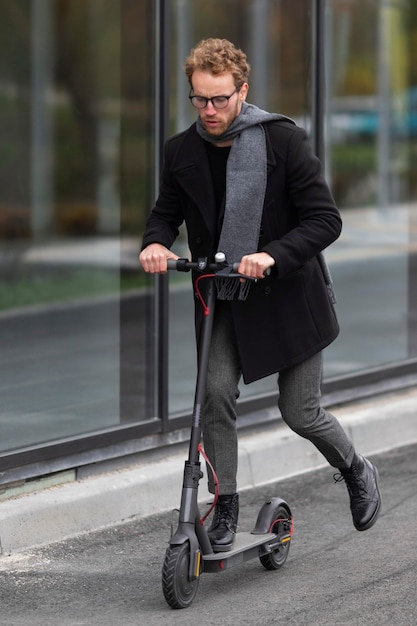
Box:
[155,0,171,429]
[312,0,325,163]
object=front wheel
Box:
[259,504,292,571]
[162,543,200,609]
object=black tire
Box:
[259,504,292,571]
[162,543,200,609]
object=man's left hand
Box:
[237,252,275,279]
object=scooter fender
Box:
[169,527,191,546]
[251,497,292,535]
[169,522,202,580]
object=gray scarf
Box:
[197,102,290,299]
[196,102,336,304]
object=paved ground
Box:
[0,442,416,625]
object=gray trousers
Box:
[202,302,355,494]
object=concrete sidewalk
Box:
[1,386,416,555]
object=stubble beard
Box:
[201,101,241,138]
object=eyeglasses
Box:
[188,87,240,110]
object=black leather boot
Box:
[207,493,239,552]
[335,455,381,531]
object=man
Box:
[139,38,381,551]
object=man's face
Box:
[191,70,248,139]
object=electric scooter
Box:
[162,253,293,609]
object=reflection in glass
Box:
[0,0,145,451]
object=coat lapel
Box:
[265,123,277,174]
[173,125,217,236]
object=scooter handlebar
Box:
[167,257,271,277]
[167,258,224,273]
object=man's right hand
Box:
[139,243,179,273]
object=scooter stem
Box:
[170,276,216,557]
[187,276,216,464]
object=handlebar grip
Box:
[167,258,191,272]
[232,262,271,276]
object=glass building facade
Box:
[1,0,416,483]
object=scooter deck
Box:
[202,531,278,573]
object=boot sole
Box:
[210,541,234,553]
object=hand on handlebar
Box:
[139,243,179,274]
[236,252,275,280]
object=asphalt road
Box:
[1,442,416,625]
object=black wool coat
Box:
[141,119,341,384]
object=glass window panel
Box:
[324,0,415,377]
[0,0,153,452]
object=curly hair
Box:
[184,38,250,87]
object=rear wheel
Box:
[162,543,200,609]
[259,504,292,571]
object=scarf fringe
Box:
[216,277,251,301]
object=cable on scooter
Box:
[195,274,215,316]
[269,515,295,536]
[198,442,220,524]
